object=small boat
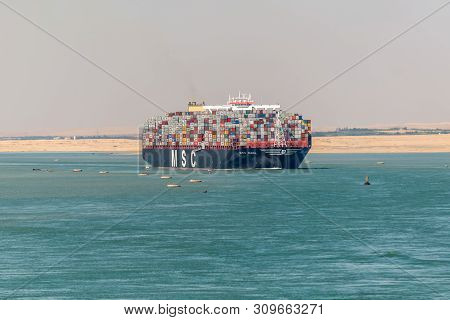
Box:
[138,173,149,176]
[376,162,385,165]
[160,176,172,179]
[364,176,371,186]
[99,171,109,174]
[166,184,180,188]
[72,169,83,172]
[189,179,202,183]
[145,165,151,170]
[32,168,41,171]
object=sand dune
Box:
[1,134,450,153]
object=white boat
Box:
[72,169,83,172]
[376,162,385,165]
[189,179,202,183]
[160,176,172,179]
[99,171,109,174]
[138,173,149,176]
[166,184,180,188]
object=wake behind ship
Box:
[142,93,311,169]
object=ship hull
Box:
[142,147,310,169]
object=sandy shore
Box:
[1,134,450,153]
[311,134,450,153]
[0,139,139,153]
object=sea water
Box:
[0,152,449,299]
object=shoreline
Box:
[1,134,450,154]
[311,134,450,154]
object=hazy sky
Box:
[1,0,449,135]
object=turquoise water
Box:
[0,152,449,299]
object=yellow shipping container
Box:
[187,105,205,112]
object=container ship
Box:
[142,93,311,169]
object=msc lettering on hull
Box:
[171,150,196,168]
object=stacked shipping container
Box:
[143,110,311,149]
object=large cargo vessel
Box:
[142,93,311,169]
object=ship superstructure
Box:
[189,92,281,112]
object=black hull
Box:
[142,147,310,169]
